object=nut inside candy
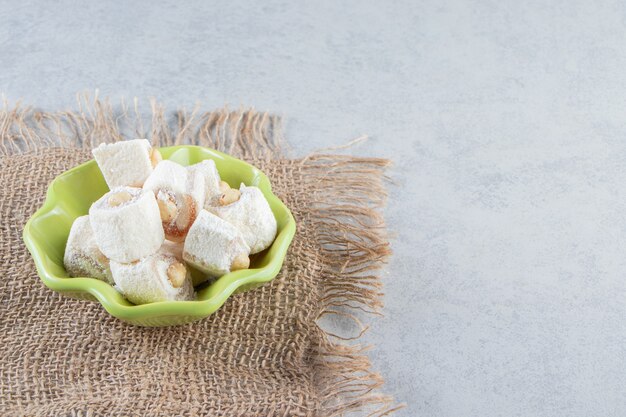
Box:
[166,262,187,288]
[230,253,250,271]
[157,193,178,223]
[108,191,132,207]
[218,188,241,206]
[219,180,230,193]
[174,195,195,230]
[149,148,163,167]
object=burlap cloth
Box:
[0,99,399,416]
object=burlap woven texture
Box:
[0,97,400,416]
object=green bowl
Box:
[22,145,296,327]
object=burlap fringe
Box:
[0,93,402,416]
[303,156,404,416]
[0,92,282,158]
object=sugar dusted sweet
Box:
[63,215,113,284]
[161,240,184,260]
[183,210,250,277]
[111,251,194,305]
[210,184,277,254]
[92,139,159,188]
[187,160,221,208]
[89,187,164,263]
[143,160,206,242]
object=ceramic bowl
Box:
[23,146,296,326]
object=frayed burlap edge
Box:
[0,92,283,159]
[0,92,403,416]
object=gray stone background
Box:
[3,0,626,416]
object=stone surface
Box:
[3,0,626,415]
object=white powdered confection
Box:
[63,215,113,284]
[92,139,155,188]
[89,186,164,263]
[111,252,194,305]
[143,160,206,242]
[187,159,221,208]
[183,210,250,277]
[143,160,189,197]
[185,167,206,208]
[209,184,277,254]
[160,240,184,260]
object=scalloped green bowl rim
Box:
[22,145,296,326]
